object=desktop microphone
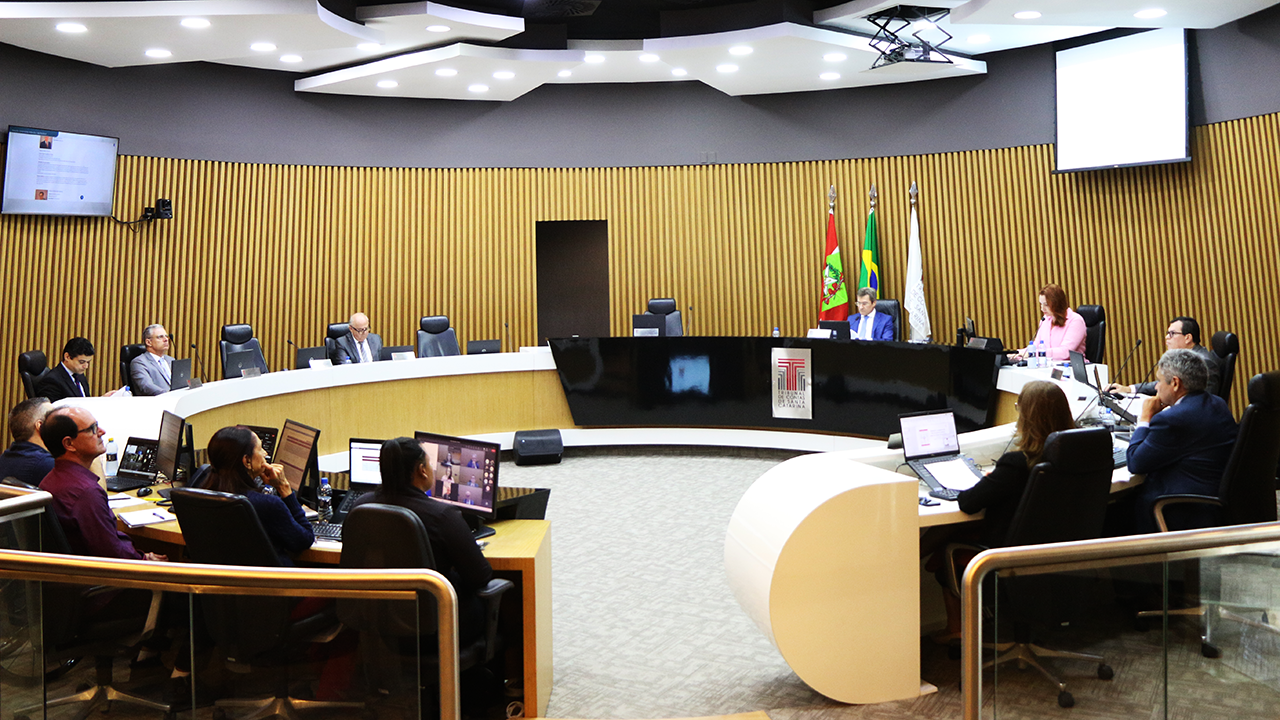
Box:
[287,339,298,371]
[687,305,693,336]
[1108,338,1142,392]
[189,343,206,383]
[503,322,509,353]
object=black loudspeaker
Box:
[513,429,563,466]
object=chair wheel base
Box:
[1058,690,1074,708]
[1098,664,1114,680]
[1201,642,1222,659]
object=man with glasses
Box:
[38,406,166,561]
[130,324,176,396]
[333,312,383,364]
[1105,316,1220,397]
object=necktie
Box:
[158,355,171,382]
[861,316,870,340]
[361,342,371,363]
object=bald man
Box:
[333,312,383,364]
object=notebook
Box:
[105,437,160,492]
[898,409,984,501]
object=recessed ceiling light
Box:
[967,34,991,44]
[1134,8,1167,19]
[250,42,276,52]
[639,53,660,63]
[377,79,398,89]
[357,42,381,51]
[468,84,489,93]
[912,20,936,30]
[716,63,738,73]
[145,48,172,59]
[181,18,210,29]
[435,68,458,77]
[671,68,688,77]
[426,25,450,33]
[729,46,753,56]
[1013,11,1041,20]
[56,22,87,33]
[280,54,302,63]
[557,69,572,78]
[823,52,846,62]
[820,72,840,81]
[584,54,605,64]
[493,71,515,80]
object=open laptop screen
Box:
[899,409,960,461]
[349,438,384,486]
[275,419,320,492]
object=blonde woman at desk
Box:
[931,381,1076,640]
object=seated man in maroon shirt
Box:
[39,406,166,562]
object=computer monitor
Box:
[348,438,384,487]
[156,410,185,484]
[631,314,665,337]
[817,320,852,341]
[243,425,280,459]
[414,430,500,539]
[275,419,321,493]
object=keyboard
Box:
[106,475,153,492]
[312,522,343,541]
[1113,446,1128,469]
[907,455,983,502]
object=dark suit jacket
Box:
[333,333,384,364]
[850,311,894,341]
[1127,391,1237,532]
[1135,343,1221,397]
[34,365,90,403]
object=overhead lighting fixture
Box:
[250,42,276,52]
[584,54,605,64]
[180,18,210,29]
[639,53,660,63]
[671,68,688,77]
[493,71,515,80]
[280,54,302,63]
[468,84,488,93]
[377,79,398,89]
[729,46,753,56]
[716,63,738,73]
[823,52,847,62]
[967,34,991,45]
[426,25,450,33]
[557,69,572,78]
[435,68,458,77]
[357,42,381,52]
[867,6,955,70]
[820,72,840,81]
[145,48,172,59]
[56,22,87,33]
[1134,8,1168,19]
[1013,11,1042,20]
[912,20,936,30]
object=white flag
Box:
[904,186,932,342]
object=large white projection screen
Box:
[1055,28,1189,172]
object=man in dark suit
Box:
[1106,316,1221,397]
[333,312,383,364]
[34,337,97,402]
[850,287,894,341]
[129,324,176,396]
[1126,348,1238,533]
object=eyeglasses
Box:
[75,422,99,436]
[350,326,371,334]
[1165,330,1189,337]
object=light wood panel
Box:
[4,112,1278,438]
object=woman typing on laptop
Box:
[1010,283,1087,363]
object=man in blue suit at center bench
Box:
[850,287,894,341]
[1126,348,1238,534]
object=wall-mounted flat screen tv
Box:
[2,126,119,216]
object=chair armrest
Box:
[943,542,988,597]
[478,578,514,663]
[1153,494,1222,533]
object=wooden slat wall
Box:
[4,112,1278,438]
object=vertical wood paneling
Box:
[4,113,1279,438]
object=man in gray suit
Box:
[130,324,175,396]
[333,313,383,364]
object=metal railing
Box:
[961,521,1280,720]
[0,489,463,720]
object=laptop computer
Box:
[169,357,192,390]
[467,339,502,355]
[312,438,385,541]
[226,350,263,378]
[379,345,414,361]
[294,346,329,369]
[898,409,984,501]
[1069,350,1137,427]
[105,437,160,492]
[631,314,665,337]
[818,320,852,341]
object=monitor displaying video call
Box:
[413,430,499,517]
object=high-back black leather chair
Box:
[1077,304,1106,364]
[17,350,47,399]
[1211,331,1240,403]
[338,503,513,703]
[417,316,461,358]
[324,322,350,363]
[169,488,359,717]
[875,298,903,341]
[219,323,269,378]
[119,343,146,389]
[645,298,683,337]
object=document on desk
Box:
[928,459,983,491]
[119,507,177,528]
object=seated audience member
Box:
[351,437,493,641]
[850,287,893,341]
[39,406,166,561]
[36,337,102,402]
[202,426,314,565]
[130,324,176,396]
[0,398,54,487]
[333,312,383,364]
[1011,283,1086,362]
[1106,316,1221,397]
[1126,348,1237,534]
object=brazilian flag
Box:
[860,206,880,298]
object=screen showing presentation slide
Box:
[2,126,119,216]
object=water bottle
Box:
[1037,340,1047,369]
[772,327,780,338]
[317,477,333,523]
[104,438,119,476]
[1098,407,1115,432]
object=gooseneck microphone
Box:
[1105,338,1142,397]
[687,305,693,336]
[189,343,206,383]
[503,322,509,352]
[287,339,298,371]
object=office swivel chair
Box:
[219,323,269,379]
[1137,371,1280,657]
[323,322,349,364]
[338,504,512,712]
[875,299,903,341]
[17,350,47,399]
[417,316,461,358]
[945,427,1115,708]
[119,343,146,389]
[1077,304,1106,364]
[169,488,361,720]
[645,298,683,336]
[1211,331,1240,403]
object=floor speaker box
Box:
[513,429,563,466]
